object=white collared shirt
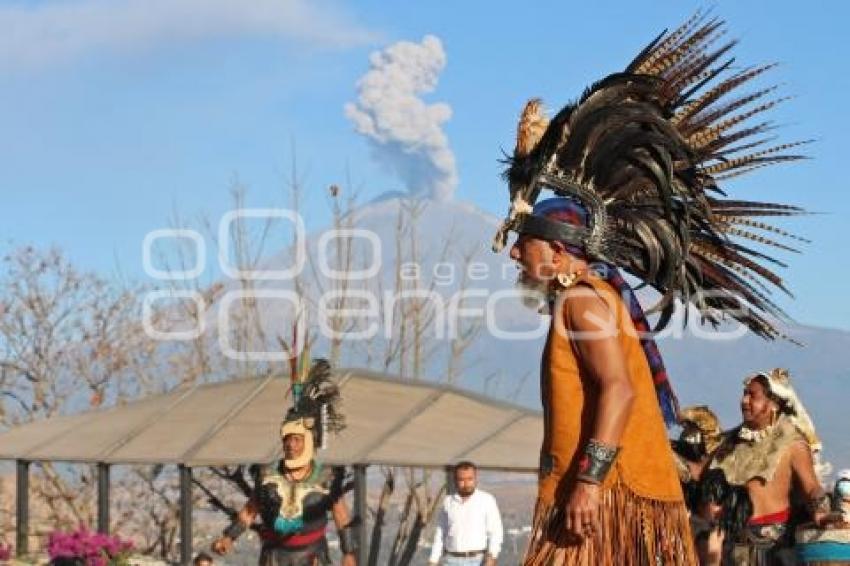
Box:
[429,489,503,563]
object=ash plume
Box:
[345,35,458,201]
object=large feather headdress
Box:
[494,11,809,339]
[284,358,346,449]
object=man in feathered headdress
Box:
[212,360,358,566]
[492,10,809,566]
[707,369,829,565]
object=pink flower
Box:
[46,526,133,563]
[0,542,12,561]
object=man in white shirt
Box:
[429,461,503,565]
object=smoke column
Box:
[345,35,458,201]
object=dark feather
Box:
[499,13,808,340]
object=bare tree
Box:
[0,160,492,562]
[446,246,485,385]
[0,246,164,545]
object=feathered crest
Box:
[515,98,550,158]
[286,359,346,436]
[497,10,809,340]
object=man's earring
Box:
[556,272,578,289]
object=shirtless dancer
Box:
[708,369,830,565]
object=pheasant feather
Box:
[495,12,810,340]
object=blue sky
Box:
[1,0,848,330]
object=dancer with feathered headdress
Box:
[212,357,358,566]
[493,10,810,565]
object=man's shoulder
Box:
[777,418,807,443]
[313,461,336,486]
[473,489,498,505]
[436,493,454,515]
[710,427,742,461]
[258,461,280,479]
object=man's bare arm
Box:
[332,498,358,565]
[239,499,260,524]
[566,285,636,446]
[789,441,830,524]
[332,497,352,529]
[791,441,824,498]
[560,284,635,537]
[211,499,258,555]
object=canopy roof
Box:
[0,369,542,471]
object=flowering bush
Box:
[46,526,133,566]
[0,541,12,561]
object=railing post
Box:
[15,460,30,558]
[179,465,192,565]
[353,464,368,565]
[97,462,111,534]
[444,464,455,495]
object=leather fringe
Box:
[523,480,698,566]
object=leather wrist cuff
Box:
[338,522,358,555]
[223,521,247,540]
[576,439,619,485]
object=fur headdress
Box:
[745,368,831,481]
[745,368,818,449]
[679,404,723,454]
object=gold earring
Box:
[556,272,578,289]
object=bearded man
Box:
[491,11,810,566]
[428,461,503,566]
